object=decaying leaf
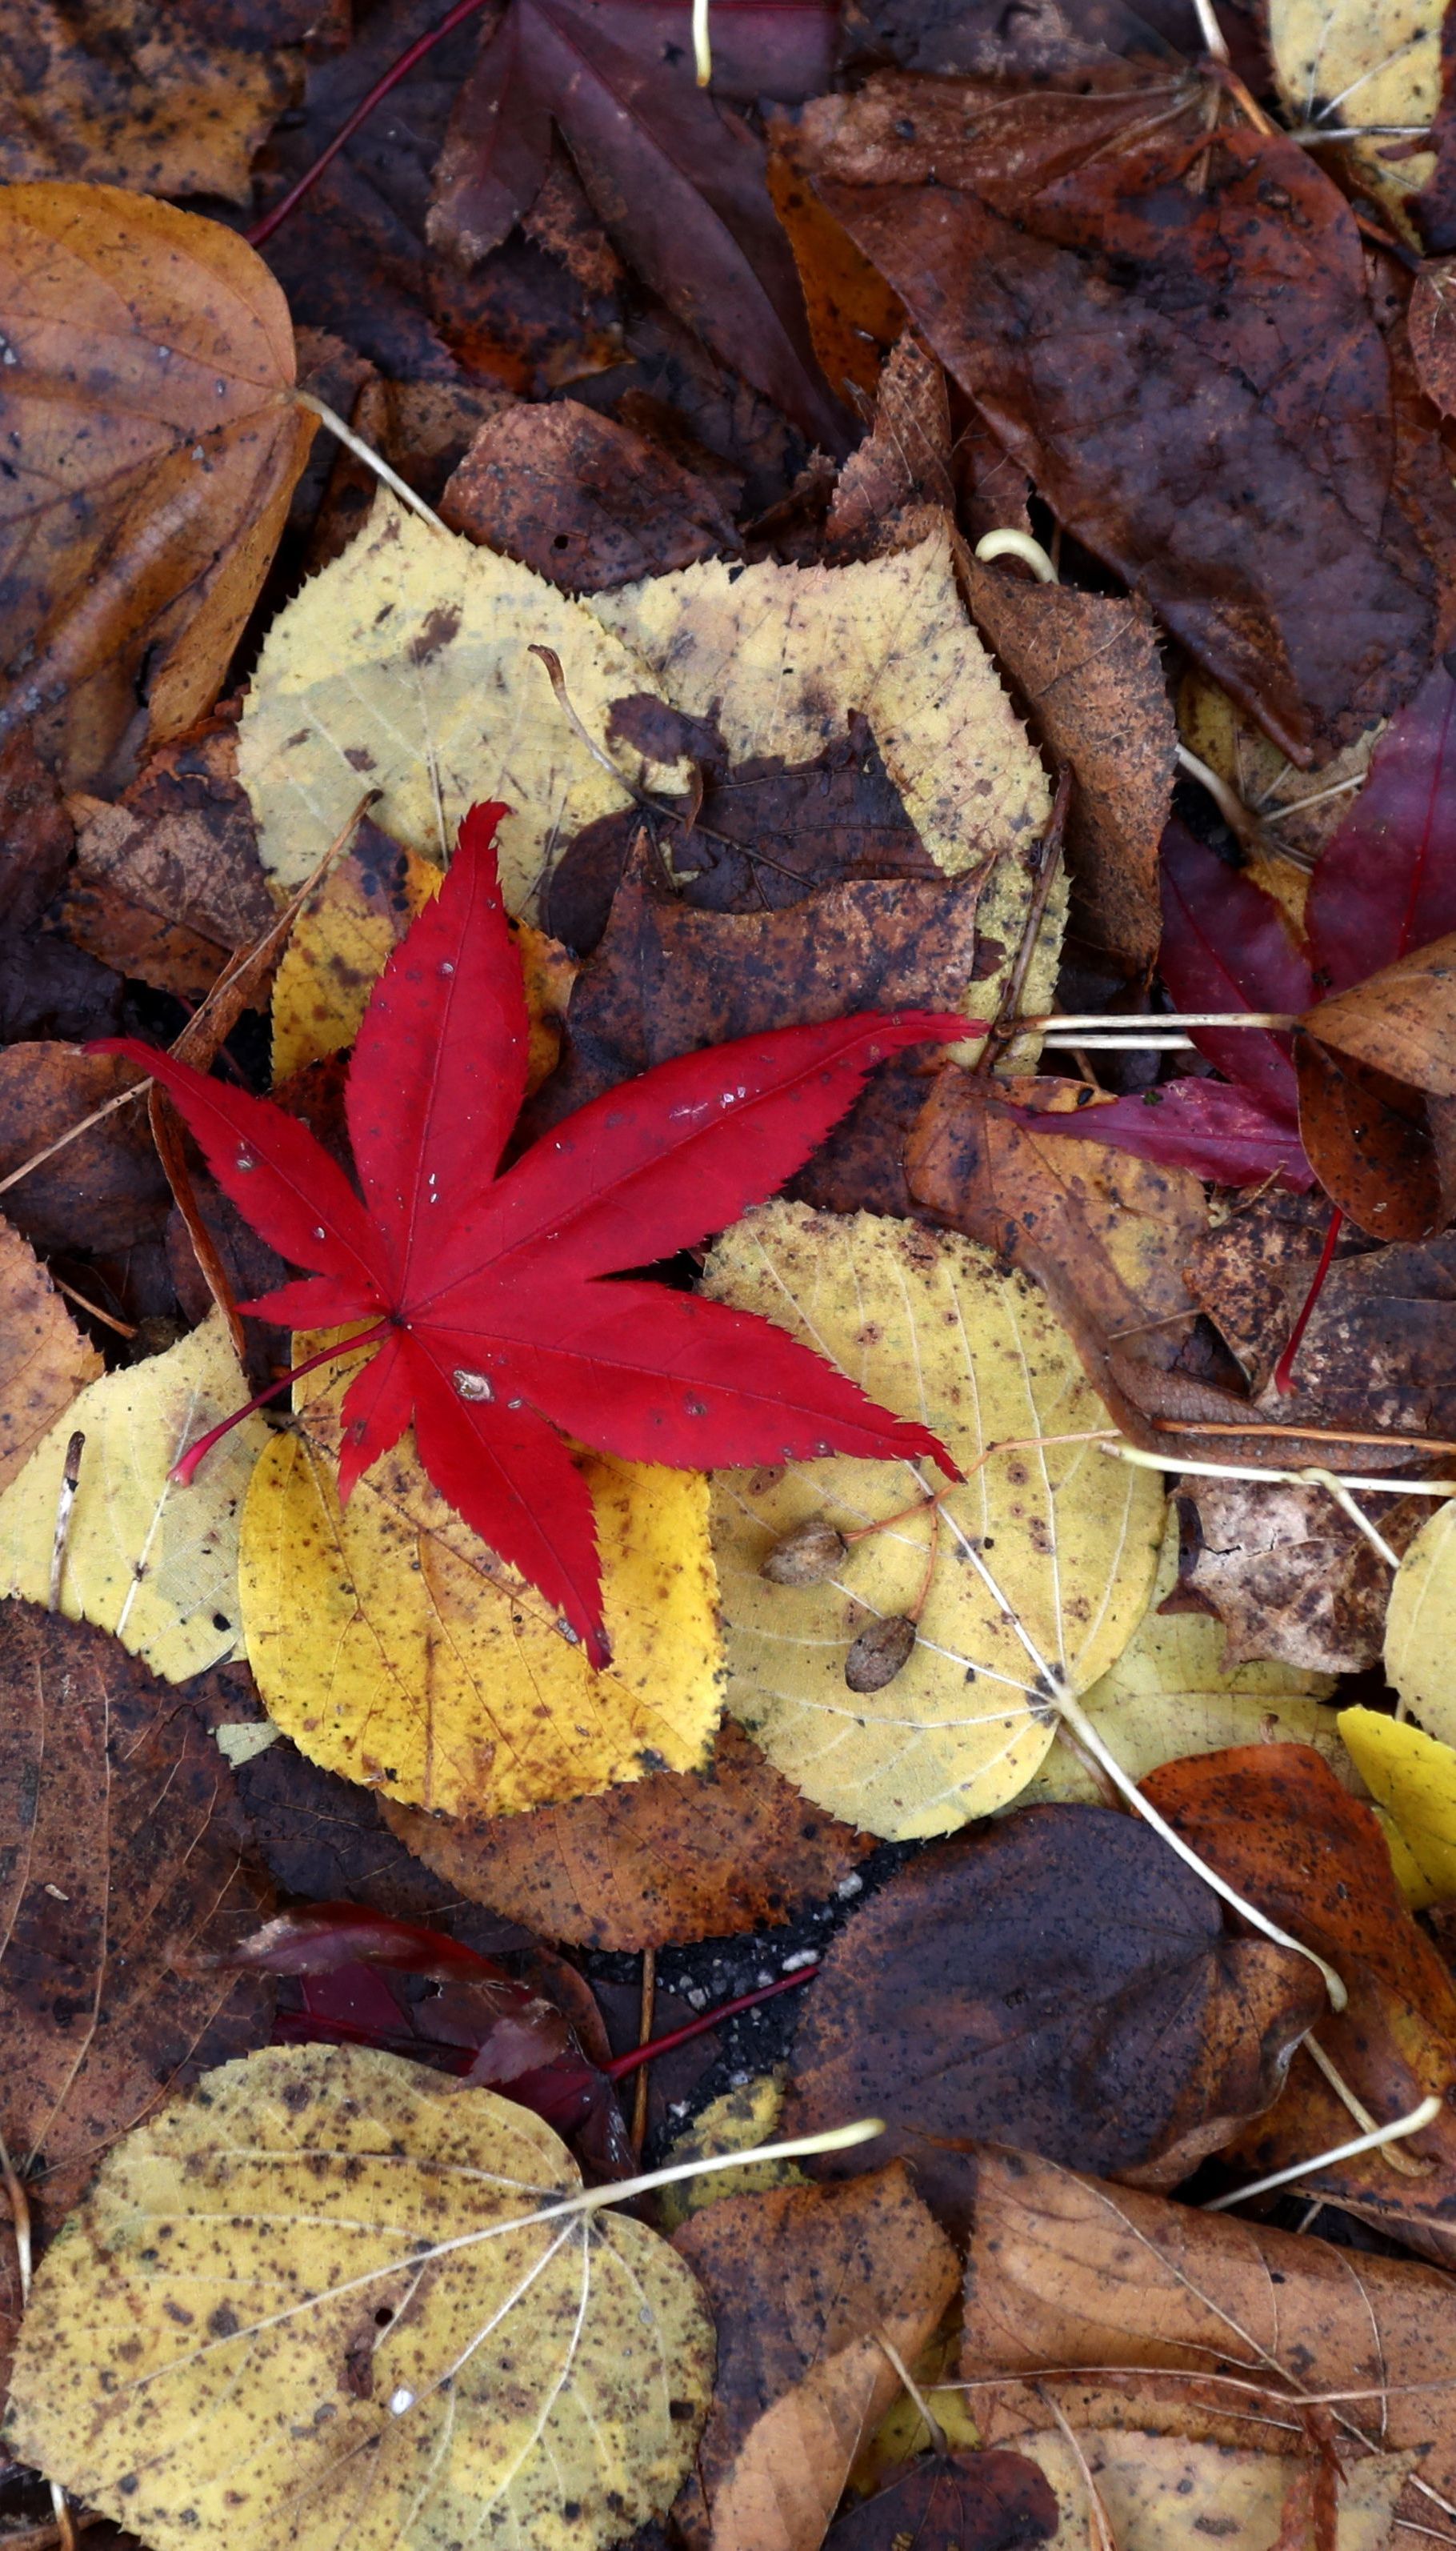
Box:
[702,1202,1164,1840]
[1026,1511,1342,1806]
[1176,1472,1424,1674]
[0,183,316,788]
[0,1215,101,1490]
[238,1354,724,1816]
[0,1603,272,2379]
[994,2414,1415,2551]
[1295,1031,1446,1243]
[0,1309,268,1678]
[782,1804,1321,2231]
[1305,931,1456,1097]
[1340,1703,1456,1905]
[823,2450,1060,2551]
[380,1719,870,1950]
[1270,0,1441,222]
[671,2166,959,2551]
[441,397,740,589]
[7,2041,715,2551]
[0,1043,167,1255]
[270,819,441,1084]
[1386,1493,1456,1744]
[0,1,300,200]
[657,2073,805,2232]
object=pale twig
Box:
[691,0,711,82]
[1190,0,1230,60]
[1018,1009,1298,1032]
[46,1432,84,1616]
[46,1273,136,1340]
[875,2329,946,2454]
[294,393,450,534]
[1160,1420,1456,1457]
[631,1948,655,2155]
[1176,742,1261,841]
[1302,2038,1433,2174]
[1035,2386,1119,2551]
[974,527,1060,583]
[1205,2093,1442,2210]
[1304,1465,1402,1570]
[1101,1441,1456,1500]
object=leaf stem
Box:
[1274,1204,1344,1396]
[1101,1441,1456,1499]
[1203,2092,1442,2211]
[293,394,450,535]
[246,0,494,249]
[602,1963,816,2080]
[170,1320,395,1484]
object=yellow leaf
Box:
[1270,0,1439,226]
[238,495,689,914]
[1026,1511,1342,1805]
[594,525,1058,1036]
[1386,1494,1456,1744]
[1338,1704,1456,1908]
[0,1309,266,1677]
[0,1217,101,1492]
[657,2072,805,2231]
[702,1203,1164,1841]
[238,1360,724,1815]
[270,827,441,1083]
[6,2042,715,2551]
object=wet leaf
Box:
[784,78,1436,761]
[380,1720,871,1951]
[7,2041,715,2551]
[441,398,740,589]
[0,1215,101,1491]
[0,1309,266,1676]
[782,1803,1321,2233]
[0,184,316,789]
[822,330,953,559]
[0,1043,167,1254]
[0,1603,272,2381]
[823,2450,1060,2551]
[671,2166,959,2551]
[238,1356,724,1816]
[703,1201,1165,1840]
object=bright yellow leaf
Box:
[1338,1704,1456,1908]
[1026,1511,1342,1804]
[0,1309,266,1677]
[238,1356,724,1816]
[238,495,688,914]
[1386,1496,1456,1747]
[6,2042,715,2551]
[702,1203,1165,1841]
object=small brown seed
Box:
[844,1613,918,1693]
[760,1517,849,1586]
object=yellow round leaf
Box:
[6,2042,715,2551]
[702,1203,1165,1840]
[238,1372,724,1816]
[1339,1704,1456,1908]
[1386,1496,1456,1747]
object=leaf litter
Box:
[10,15,1456,2551]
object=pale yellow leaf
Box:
[1385,1494,1456,1744]
[238,495,688,915]
[270,828,441,1083]
[1270,0,1439,222]
[658,2072,803,2231]
[238,1356,724,1816]
[594,526,1058,1036]
[1339,1703,1456,1907]
[1026,1509,1343,1806]
[702,1203,1164,1841]
[0,1309,266,1676]
[1007,2425,1414,2551]
[6,2042,714,2551]
[0,1215,101,1492]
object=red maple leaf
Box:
[99,806,969,1664]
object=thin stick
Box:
[1034,2386,1118,2551]
[1101,1441,1456,1499]
[47,1272,136,1340]
[1019,1010,1298,1033]
[1303,1465,1402,1571]
[1177,741,1259,841]
[876,2329,947,2455]
[691,0,712,82]
[980,771,1071,1063]
[0,2120,31,2297]
[1204,2092,1442,2210]
[1160,1420,1456,1456]
[294,394,449,535]
[974,527,1059,583]
[246,0,493,248]
[1303,2037,1432,2174]
[47,1432,85,1616]
[1050,1688,1346,2008]
[631,1948,655,2153]
[0,1083,147,1200]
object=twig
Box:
[1101,1441,1456,1500]
[1158,1419,1456,1456]
[974,527,1060,583]
[293,394,450,535]
[46,1432,85,1616]
[1303,2036,1433,2173]
[1204,2092,1442,2210]
[691,0,712,82]
[876,2329,946,2454]
[976,770,1071,1068]
[1034,2386,1119,2551]
[631,1948,655,2154]
[46,1273,136,1340]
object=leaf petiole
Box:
[170,1320,394,1485]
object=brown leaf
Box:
[1182,1191,1339,1396]
[964,566,1176,969]
[958,2145,1456,2511]
[783,77,1436,762]
[906,1063,1206,1425]
[0,185,316,790]
[0,1604,273,2385]
[1294,1032,1446,1242]
[0,725,73,932]
[440,398,740,591]
[0,1046,167,1254]
[671,2166,960,2551]
[1305,932,1456,1098]
[837,0,1214,78]
[0,1217,101,1491]
[824,2449,1060,2551]
[823,330,954,559]
[781,1805,1322,2237]
[0,0,300,202]
[1242,1231,1456,1448]
[1174,1474,1424,1672]
[766,146,906,406]
[1144,1745,1456,2267]
[1409,258,1456,414]
[379,1720,872,1952]
[56,713,275,1004]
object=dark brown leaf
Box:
[1294,1031,1446,1242]
[440,397,739,589]
[781,1804,1322,2236]
[1182,1189,1342,1396]
[0,726,73,933]
[824,2450,1060,2551]
[0,1604,273,2385]
[379,1720,873,1952]
[1258,1231,1456,1446]
[0,1046,168,1254]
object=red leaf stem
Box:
[1273,1203,1344,1396]
[602,1962,818,2079]
[170,1318,396,1483]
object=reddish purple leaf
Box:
[1306,655,1456,993]
[223,1900,510,1982]
[97,807,968,1660]
[1012,1077,1314,1188]
[1158,819,1313,1114]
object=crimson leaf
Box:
[100,804,966,1662]
[1306,655,1456,994]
